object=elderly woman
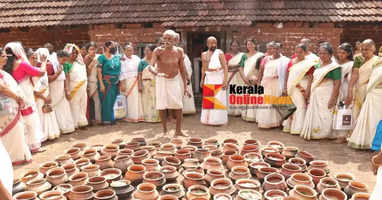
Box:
[301,43,342,140]
[0,48,32,165]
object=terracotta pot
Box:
[95,155,114,170]
[68,172,88,187]
[263,173,287,191]
[143,171,166,188]
[26,178,52,195]
[264,189,288,200]
[261,147,279,157]
[350,192,370,200]
[46,167,68,186]
[183,145,198,154]
[53,184,72,198]
[194,148,211,163]
[188,137,203,147]
[289,157,307,171]
[131,137,146,146]
[92,144,104,153]
[211,149,224,159]
[161,143,177,153]
[118,149,133,157]
[182,158,200,170]
[132,150,149,164]
[222,150,238,165]
[112,138,124,147]
[154,151,174,162]
[142,158,160,171]
[296,151,315,164]
[175,148,192,161]
[183,172,206,189]
[162,156,182,169]
[101,168,122,183]
[62,164,79,178]
[264,152,286,168]
[223,138,239,145]
[101,144,120,159]
[317,177,340,194]
[309,160,329,173]
[227,155,247,170]
[81,164,101,178]
[267,141,285,152]
[55,154,74,166]
[160,166,179,183]
[209,178,236,196]
[236,189,262,200]
[65,147,82,161]
[335,173,355,189]
[283,197,300,200]
[203,144,218,152]
[132,183,159,200]
[319,188,347,200]
[170,138,184,148]
[243,152,263,164]
[159,194,178,200]
[228,166,251,182]
[161,184,185,199]
[214,193,232,200]
[82,148,100,162]
[205,170,225,184]
[280,163,303,179]
[94,189,116,200]
[13,179,26,195]
[73,142,89,151]
[110,180,134,199]
[39,161,59,175]
[114,155,132,174]
[21,170,44,183]
[240,144,259,156]
[244,139,261,146]
[124,164,146,184]
[186,185,210,200]
[74,158,90,169]
[256,167,279,181]
[14,191,39,200]
[183,168,205,176]
[281,146,299,159]
[124,142,140,151]
[308,168,327,185]
[249,161,271,177]
[344,181,368,197]
[223,143,240,153]
[235,179,261,191]
[289,185,318,200]
[69,185,93,200]
[88,176,109,192]
[287,173,315,189]
[205,138,219,146]
[39,191,66,200]
[201,157,224,172]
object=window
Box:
[136,43,154,58]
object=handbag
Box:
[332,101,353,130]
[272,96,297,121]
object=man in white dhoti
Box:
[200,37,228,125]
[150,30,189,137]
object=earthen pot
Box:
[193,148,211,163]
[142,158,161,171]
[65,147,82,161]
[209,178,236,196]
[244,139,261,146]
[110,180,134,199]
[350,192,370,200]
[308,168,327,185]
[263,173,287,191]
[55,154,74,166]
[205,138,219,146]
[53,184,72,198]
[183,168,205,176]
[131,150,149,164]
[91,144,104,153]
[87,176,109,192]
[249,161,271,177]
[95,155,114,170]
[68,185,93,200]
[223,143,240,153]
[161,184,185,199]
[261,146,279,157]
[81,164,101,178]
[118,149,133,157]
[244,152,263,164]
[143,171,166,188]
[335,173,355,189]
[296,151,315,164]
[154,151,174,161]
[94,189,116,200]
[68,172,88,187]
[139,145,156,157]
[319,188,347,200]
[39,191,66,200]
[159,194,178,200]
[281,146,299,159]
[21,170,44,183]
[240,144,259,156]
[124,164,146,184]
[73,142,89,151]
[14,191,39,200]
[256,167,279,181]
[289,185,318,200]
[201,157,224,172]
[188,137,203,147]
[264,189,288,200]
[227,155,247,170]
[309,160,329,173]
[283,197,300,200]
[82,148,100,162]
[26,178,52,195]
[124,142,140,151]
[132,183,159,200]
[13,179,26,195]
[203,144,218,152]
[344,181,368,198]
[161,143,177,153]
[183,172,207,189]
[74,158,90,169]
[114,155,133,174]
[160,166,179,183]
[39,161,59,175]
[235,179,261,191]
[267,141,285,152]
[228,166,251,182]
[205,170,225,184]
[264,152,286,168]
[222,150,238,165]
[287,173,315,189]
[101,144,119,159]
[186,185,210,200]
[170,138,184,148]
[131,137,146,146]
[101,168,122,183]
[280,163,303,179]
[211,149,224,160]
[182,158,200,170]
[162,156,182,169]
[46,167,68,186]
[214,193,232,200]
[175,148,192,161]
[223,138,239,145]
[183,145,198,154]
[112,138,124,148]
[236,189,262,200]
[317,177,340,194]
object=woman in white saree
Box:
[301,43,342,140]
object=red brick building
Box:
[0,0,381,93]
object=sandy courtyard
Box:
[14,114,377,189]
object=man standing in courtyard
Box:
[150,30,189,137]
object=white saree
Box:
[88,55,101,123]
[68,61,88,128]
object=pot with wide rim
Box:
[160,183,185,199]
[244,152,263,164]
[162,156,182,169]
[201,157,224,172]
[124,142,140,151]
[161,143,177,153]
[183,168,205,176]
[205,170,225,184]
[209,178,236,196]
[317,177,340,194]
[256,167,279,181]
[205,138,219,146]
[228,166,251,182]
[142,158,160,171]
[175,148,192,161]
[211,149,224,159]
[267,141,285,152]
[132,183,159,200]
[188,137,203,147]
[280,163,303,179]
[350,192,370,200]
[227,155,248,170]
[287,173,315,189]
[68,185,94,200]
[140,146,156,157]
[13,179,26,195]
[235,179,261,191]
[26,178,52,195]
[72,142,88,151]
[296,151,315,164]
[82,148,100,162]
[46,167,68,186]
[91,144,104,153]
[14,191,39,200]
[55,154,74,166]
[186,185,210,200]
[344,181,368,198]
[264,189,288,200]
[95,155,114,170]
[62,164,79,178]
[101,168,122,183]
[112,138,124,148]
[87,176,109,192]
[170,138,184,148]
[101,144,119,159]
[94,189,116,200]
[223,138,239,145]
[118,149,133,157]
[39,161,59,175]
[132,150,150,164]
[183,145,198,154]
[65,147,82,161]
[81,164,101,178]
[222,150,237,165]
[309,160,329,173]
[249,161,271,176]
[131,137,146,146]
[74,158,90,169]
[53,184,72,198]
[114,155,133,174]
[182,158,200,170]
[244,139,261,146]
[236,189,262,200]
[193,148,211,163]
[240,144,259,156]
[39,191,66,200]
[223,143,240,153]
[143,171,166,188]
[110,180,134,199]
[319,188,347,200]
[263,173,287,192]
[203,144,218,152]
[281,146,299,158]
[264,152,286,168]
[21,170,44,183]
[160,166,179,183]
[288,157,307,171]
[214,194,232,200]
[289,185,318,200]
[154,151,174,161]
[159,194,178,200]
[335,173,355,189]
[261,147,279,157]
[68,172,88,187]
[183,172,207,189]
[124,164,146,185]
[308,168,327,185]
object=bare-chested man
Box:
[150,30,189,137]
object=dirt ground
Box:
[14,114,376,190]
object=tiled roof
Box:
[1,0,381,28]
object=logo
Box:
[202,84,226,109]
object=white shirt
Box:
[0,140,13,196]
[119,55,141,80]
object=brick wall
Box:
[341,23,382,50]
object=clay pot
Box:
[193,148,211,163]
[183,145,198,154]
[244,139,261,146]
[21,170,44,183]
[161,184,185,199]
[214,193,232,200]
[280,163,303,179]
[14,191,39,200]
[256,167,279,181]
[228,166,251,182]
[81,164,101,178]
[170,138,184,148]
[222,150,237,165]
[249,161,271,177]
[235,179,261,191]
[263,173,287,191]
[92,144,104,153]
[53,184,72,198]
[69,185,94,200]
[124,164,146,184]
[95,155,114,170]
[267,141,285,152]
[182,158,200,170]
[203,144,218,152]
[201,157,224,172]
[26,178,52,194]
[205,170,225,184]
[264,189,288,200]
[211,149,224,159]
[160,166,179,183]
[223,138,239,145]
[236,189,262,200]
[39,161,59,175]
[112,138,124,148]
[94,189,116,200]
[205,138,219,146]
[65,147,82,160]
[68,172,88,187]
[131,137,146,146]
[317,177,340,194]
[101,168,122,183]
[287,173,315,189]
[101,144,119,159]
[344,181,368,198]
[296,151,315,164]
[162,156,182,169]
[161,143,177,153]
[209,178,236,195]
[335,173,355,189]
[264,152,286,168]
[73,142,88,151]
[227,155,248,170]
[13,179,26,195]
[82,148,100,162]
[188,137,203,147]
[143,171,166,188]
[281,146,299,159]
[46,167,68,186]
[39,191,66,200]
[309,160,329,173]
[319,188,347,200]
[118,149,133,157]
[154,151,174,161]
[308,168,327,185]
[175,148,192,161]
[132,150,149,164]
[87,176,109,192]
[289,185,318,200]
[183,172,206,189]
[124,142,140,151]
[223,143,240,153]
[62,164,79,178]
[132,183,159,200]
[159,194,178,200]
[110,180,134,199]
[289,157,307,171]
[283,197,300,200]
[350,192,370,200]
[261,147,279,157]
[186,185,210,200]
[183,168,205,176]
[55,154,74,166]
[74,158,90,169]
[240,144,259,156]
[244,152,263,164]
[114,155,133,174]
[142,158,160,172]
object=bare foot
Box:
[174,131,189,137]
